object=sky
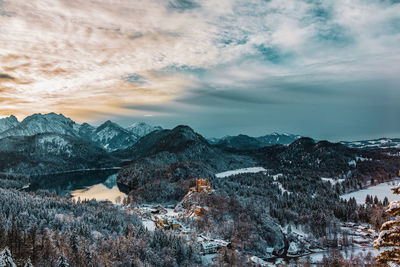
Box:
[0,0,399,141]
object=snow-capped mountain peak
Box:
[93,120,130,142]
[0,113,80,138]
[0,115,19,133]
[126,122,162,137]
[0,113,165,152]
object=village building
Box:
[201,241,219,255]
[154,215,181,230]
[194,206,204,216]
[190,178,213,194]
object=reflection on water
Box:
[29,170,127,204]
[71,174,127,204]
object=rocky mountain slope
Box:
[0,133,119,175]
[90,120,139,151]
[0,115,19,133]
[126,122,162,137]
[0,113,162,151]
[0,113,79,138]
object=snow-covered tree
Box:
[374,182,400,264]
[23,258,33,267]
[0,248,16,267]
[57,253,69,267]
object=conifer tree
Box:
[0,248,16,267]
[374,182,400,264]
[57,253,69,267]
[23,258,33,267]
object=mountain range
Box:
[116,124,400,202]
[0,113,162,175]
[209,133,301,151]
[117,125,254,200]
[0,113,162,151]
[1,112,399,177]
[341,138,400,149]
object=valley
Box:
[1,113,400,266]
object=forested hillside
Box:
[0,188,199,266]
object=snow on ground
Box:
[288,225,307,237]
[277,183,289,194]
[201,254,217,266]
[166,208,179,217]
[250,256,269,266]
[305,247,379,263]
[270,173,290,194]
[348,160,356,167]
[272,173,283,181]
[142,219,156,231]
[321,177,346,185]
[341,180,400,204]
[214,168,291,194]
[356,156,370,161]
[215,167,267,178]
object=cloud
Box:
[168,0,200,11]
[0,0,399,139]
[123,74,148,85]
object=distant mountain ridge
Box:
[341,138,400,149]
[126,122,162,137]
[0,113,162,151]
[2,113,400,151]
[209,132,302,150]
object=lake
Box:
[29,170,127,204]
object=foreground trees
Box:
[0,188,199,266]
[374,183,400,264]
[0,248,16,267]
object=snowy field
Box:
[321,177,345,185]
[304,247,378,264]
[215,167,267,178]
[142,219,156,231]
[341,180,400,204]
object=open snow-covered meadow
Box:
[215,167,267,178]
[341,180,400,204]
